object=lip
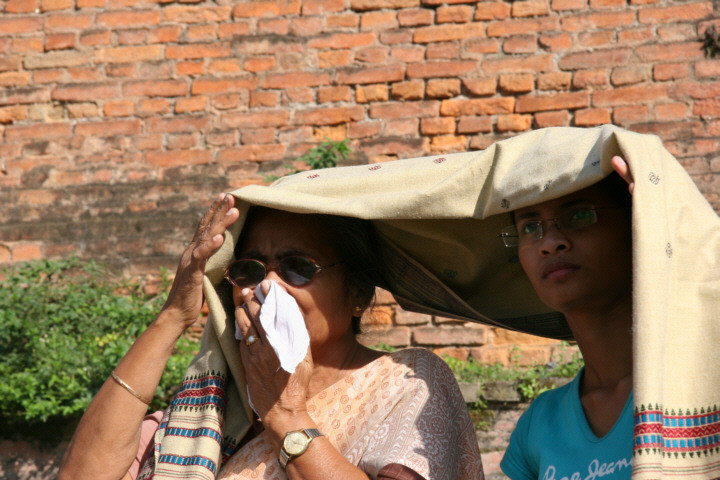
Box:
[541,261,580,280]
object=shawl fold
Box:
[143,125,720,480]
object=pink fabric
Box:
[128,410,163,480]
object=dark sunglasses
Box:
[224,256,341,288]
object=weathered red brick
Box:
[515,91,589,112]
[358,326,411,348]
[482,54,553,74]
[146,149,212,167]
[41,0,73,11]
[351,0,418,10]
[499,73,534,93]
[104,100,134,117]
[497,114,532,131]
[176,96,207,114]
[218,22,252,39]
[166,43,231,60]
[217,144,286,163]
[414,23,485,43]
[559,49,631,70]
[9,242,44,261]
[360,10,398,30]
[337,65,405,85]
[212,93,248,110]
[398,8,434,26]
[420,117,455,134]
[52,83,117,102]
[301,0,345,15]
[207,59,242,75]
[572,69,608,88]
[380,30,412,44]
[424,0,479,5]
[407,60,476,78]
[191,77,257,94]
[123,80,188,98]
[45,33,75,51]
[512,0,549,17]
[574,108,611,126]
[426,78,461,98]
[0,17,42,36]
[294,106,364,125]
[503,36,538,54]
[80,29,112,47]
[653,63,688,82]
[655,102,687,121]
[257,18,289,35]
[537,72,571,91]
[0,72,29,87]
[240,128,276,145]
[318,50,353,69]
[457,115,493,133]
[693,99,720,118]
[535,110,570,127]
[639,2,712,24]
[308,32,376,49]
[97,10,161,27]
[75,119,141,137]
[222,112,288,132]
[233,0,300,17]
[593,84,667,107]
[11,37,44,54]
[463,77,497,96]
[437,5,472,23]
[348,121,382,138]
[5,122,71,140]
[390,80,423,100]
[414,326,487,345]
[136,99,171,116]
[146,116,211,133]
[67,102,98,118]
[562,10,635,31]
[243,56,275,73]
[370,100,439,119]
[611,65,651,86]
[657,23,696,42]
[636,42,704,62]
[429,134,467,153]
[381,118,417,136]
[538,33,573,51]
[45,13,93,31]
[282,87,314,104]
[164,5,231,22]
[261,72,330,89]
[94,45,163,64]
[357,84,389,103]
[316,86,350,104]
[440,97,514,116]
[474,2,511,20]
[426,42,460,59]
[24,51,88,69]
[5,0,36,13]
[0,105,27,124]
[487,17,557,37]
[618,26,653,44]
[389,46,424,64]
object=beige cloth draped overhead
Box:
[142,124,720,480]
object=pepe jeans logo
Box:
[542,457,631,480]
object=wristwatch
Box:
[278,428,324,469]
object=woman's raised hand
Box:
[611,155,635,194]
[162,194,239,328]
[234,280,314,423]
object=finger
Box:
[234,287,266,343]
[192,194,226,243]
[611,156,635,194]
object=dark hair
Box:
[230,207,381,334]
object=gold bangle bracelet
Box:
[110,370,152,406]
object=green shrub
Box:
[0,258,197,434]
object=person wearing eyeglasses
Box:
[59,196,484,480]
[498,158,637,480]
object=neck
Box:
[564,295,633,390]
[306,330,379,399]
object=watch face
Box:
[284,431,309,456]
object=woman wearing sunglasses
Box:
[60,196,483,480]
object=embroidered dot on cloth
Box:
[433,157,446,164]
[666,242,673,258]
[648,172,660,184]
[501,199,510,209]
[368,165,381,171]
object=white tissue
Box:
[235,280,309,374]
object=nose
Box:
[539,221,571,256]
[263,267,284,285]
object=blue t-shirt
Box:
[500,370,633,480]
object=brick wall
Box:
[1,0,718,362]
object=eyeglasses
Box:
[223,256,340,288]
[498,206,618,247]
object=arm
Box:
[58,194,239,480]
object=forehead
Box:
[512,184,612,219]
[238,209,333,257]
